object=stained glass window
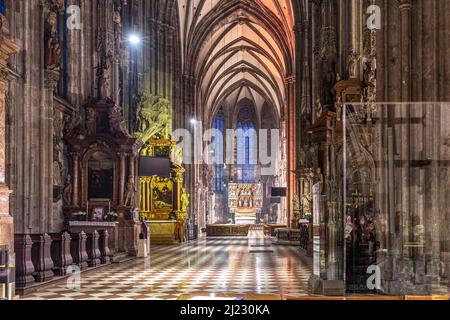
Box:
[237,106,256,183]
[213,108,225,192]
[0,1,5,14]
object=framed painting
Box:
[87,152,114,200]
[151,177,174,211]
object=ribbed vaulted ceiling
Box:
[178,0,295,122]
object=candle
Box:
[87,201,89,215]
[109,201,111,213]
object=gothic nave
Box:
[0,0,450,305]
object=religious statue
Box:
[172,146,184,165]
[323,61,337,106]
[293,193,301,219]
[181,188,190,214]
[347,50,360,79]
[362,58,377,115]
[64,113,81,136]
[86,108,96,134]
[314,168,324,193]
[315,98,323,121]
[63,174,72,205]
[113,2,122,48]
[113,3,122,42]
[53,161,62,187]
[110,104,131,138]
[301,193,312,218]
[45,11,61,70]
[363,59,376,86]
[97,53,113,99]
[134,94,172,142]
[124,179,137,208]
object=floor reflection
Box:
[23,231,312,300]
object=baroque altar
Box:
[65,98,142,256]
[138,139,187,244]
[133,94,188,245]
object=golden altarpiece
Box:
[134,94,188,245]
[139,139,187,244]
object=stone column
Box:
[399,0,412,101]
[119,153,126,205]
[183,74,197,225]
[0,13,20,265]
[285,75,296,227]
[42,70,58,232]
[71,152,80,207]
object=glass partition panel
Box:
[344,102,450,295]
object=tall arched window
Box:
[237,106,256,183]
[213,108,225,192]
[0,1,5,14]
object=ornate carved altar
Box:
[131,93,188,245]
[65,98,142,255]
[228,183,263,225]
[138,138,187,244]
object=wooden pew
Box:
[14,234,35,288]
[30,233,54,282]
[86,231,101,267]
[49,232,73,276]
[70,231,89,270]
[98,230,111,264]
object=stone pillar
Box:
[119,153,126,206]
[71,152,80,207]
[285,76,296,227]
[0,13,19,268]
[399,0,412,101]
[183,74,197,225]
[42,70,58,232]
[129,153,136,180]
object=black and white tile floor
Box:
[22,230,312,300]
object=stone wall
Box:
[5,0,125,234]
[298,0,450,295]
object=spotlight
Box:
[128,34,141,45]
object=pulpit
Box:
[65,98,142,256]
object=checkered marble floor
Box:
[22,230,312,300]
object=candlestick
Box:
[109,201,111,213]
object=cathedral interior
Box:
[0,0,450,302]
